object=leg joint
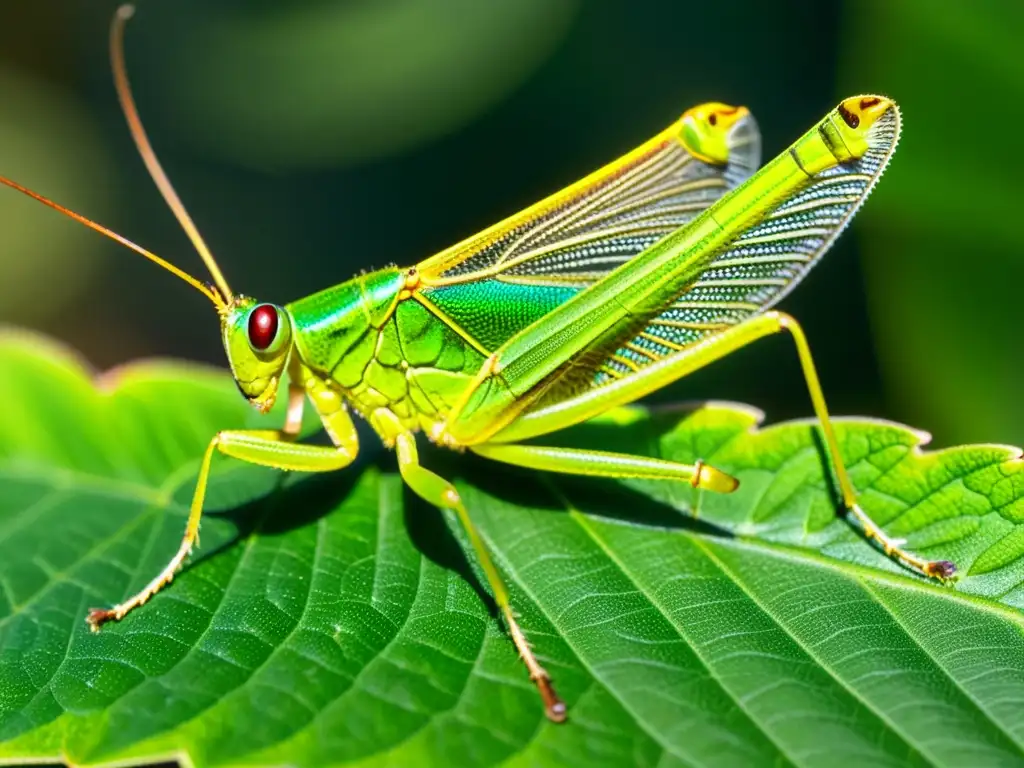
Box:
[442,487,462,508]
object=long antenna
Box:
[0,174,224,308]
[111,4,234,304]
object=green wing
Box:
[417,107,761,352]
[593,102,900,383]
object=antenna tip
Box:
[116,4,136,21]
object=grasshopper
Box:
[0,5,954,723]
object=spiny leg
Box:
[488,311,955,580]
[87,388,360,630]
[391,427,566,722]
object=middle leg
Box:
[487,311,955,580]
[375,409,566,722]
[470,442,739,494]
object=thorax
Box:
[286,267,487,437]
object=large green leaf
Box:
[1,331,1023,768]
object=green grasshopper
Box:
[0,5,955,723]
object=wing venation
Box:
[418,108,762,353]
[588,103,901,386]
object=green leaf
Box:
[1,331,1023,768]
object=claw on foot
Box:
[847,503,956,583]
[925,559,957,581]
[86,608,117,633]
[536,676,567,723]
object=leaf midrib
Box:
[694,538,935,766]
[474,488,751,768]
[568,504,799,767]
[0,463,178,509]
[857,577,1024,757]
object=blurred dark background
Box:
[0,0,1020,449]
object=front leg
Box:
[87,384,360,630]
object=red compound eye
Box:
[247,304,279,351]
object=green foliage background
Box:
[1,1,1022,766]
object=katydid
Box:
[0,5,955,724]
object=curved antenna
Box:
[0,174,224,308]
[111,5,234,303]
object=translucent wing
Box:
[416,107,761,352]
[592,100,901,384]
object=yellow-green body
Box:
[230,97,898,461]
[132,95,962,725]
[2,61,955,723]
